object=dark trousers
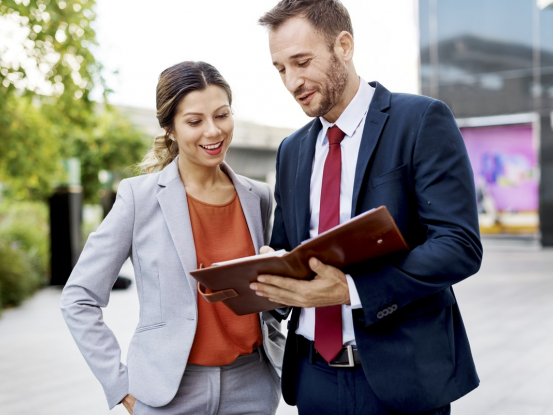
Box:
[295,357,451,415]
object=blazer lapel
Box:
[294,119,321,245]
[221,162,263,253]
[156,159,198,302]
[351,82,391,216]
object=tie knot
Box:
[327,125,345,145]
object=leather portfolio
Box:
[190,206,409,316]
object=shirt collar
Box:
[319,77,375,139]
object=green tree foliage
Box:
[0,0,147,308]
[0,92,64,199]
[0,0,100,115]
[75,108,147,202]
[0,0,147,201]
[0,0,100,198]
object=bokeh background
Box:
[1,1,552,414]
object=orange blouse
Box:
[186,192,263,366]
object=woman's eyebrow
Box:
[181,105,230,117]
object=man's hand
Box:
[122,394,136,414]
[250,257,350,307]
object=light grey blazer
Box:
[60,158,285,410]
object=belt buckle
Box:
[328,345,355,368]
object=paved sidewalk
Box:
[0,237,552,415]
[451,237,553,415]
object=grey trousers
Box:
[133,347,281,415]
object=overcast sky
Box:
[94,0,419,130]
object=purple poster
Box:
[461,124,538,212]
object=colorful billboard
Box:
[461,123,539,213]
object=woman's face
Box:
[170,85,233,169]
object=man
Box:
[249,1,483,414]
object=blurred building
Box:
[419,0,553,245]
[117,105,293,188]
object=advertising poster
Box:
[460,123,539,231]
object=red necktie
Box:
[314,125,345,362]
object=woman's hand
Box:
[260,245,275,254]
[122,394,136,414]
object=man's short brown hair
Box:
[258,0,353,49]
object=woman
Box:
[60,61,284,415]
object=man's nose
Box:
[285,69,303,94]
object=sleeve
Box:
[351,100,483,326]
[262,182,274,246]
[269,139,293,321]
[345,274,362,309]
[270,139,292,251]
[60,179,135,409]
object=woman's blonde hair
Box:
[138,61,233,174]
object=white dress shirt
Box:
[295,78,375,346]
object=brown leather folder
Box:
[190,206,409,316]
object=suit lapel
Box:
[294,119,321,245]
[351,82,391,216]
[221,162,263,254]
[156,159,198,302]
[156,160,265,298]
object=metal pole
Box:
[533,0,542,113]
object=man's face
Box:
[269,17,348,118]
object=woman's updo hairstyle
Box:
[139,61,233,173]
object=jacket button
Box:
[391,304,398,312]
[377,311,384,319]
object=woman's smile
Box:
[199,139,224,155]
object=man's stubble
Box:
[300,53,349,119]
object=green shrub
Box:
[0,239,43,311]
[0,200,49,312]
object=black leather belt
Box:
[297,335,362,368]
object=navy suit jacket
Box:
[270,82,482,413]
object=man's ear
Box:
[335,31,354,62]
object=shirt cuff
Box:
[345,274,362,309]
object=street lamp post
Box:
[49,159,83,286]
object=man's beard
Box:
[298,53,349,118]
